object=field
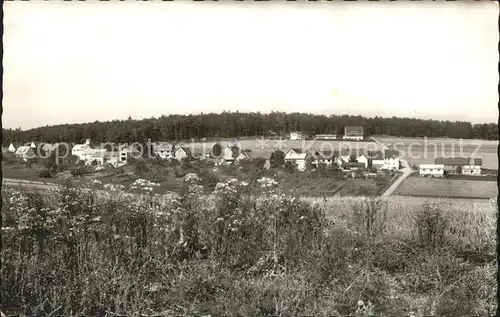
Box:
[1,177,496,316]
[374,136,498,170]
[178,139,383,157]
[394,175,498,199]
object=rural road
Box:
[380,160,414,199]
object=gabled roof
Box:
[152,142,173,152]
[285,153,307,160]
[72,143,90,151]
[81,148,107,156]
[176,146,193,157]
[344,126,364,135]
[15,146,34,156]
[369,150,400,160]
[434,157,482,166]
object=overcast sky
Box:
[3,1,499,130]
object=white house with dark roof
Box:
[419,164,445,177]
[285,148,307,171]
[81,148,108,166]
[119,144,142,164]
[434,157,482,176]
[369,150,401,171]
[152,142,174,159]
[72,139,91,159]
[343,126,364,141]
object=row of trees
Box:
[3,111,498,145]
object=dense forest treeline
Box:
[2,112,498,145]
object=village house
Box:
[289,131,303,141]
[309,150,337,167]
[314,134,337,140]
[152,142,174,159]
[105,152,122,167]
[119,144,142,164]
[434,157,482,176]
[369,150,401,171]
[342,126,364,141]
[284,148,307,171]
[81,148,108,166]
[14,146,36,161]
[8,142,19,153]
[174,147,193,161]
[72,139,92,159]
[419,164,445,177]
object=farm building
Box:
[343,126,364,141]
[419,164,445,177]
[152,142,174,159]
[72,139,91,159]
[369,150,401,171]
[314,134,337,140]
[285,148,307,171]
[289,131,303,141]
[310,150,337,167]
[81,149,108,166]
[434,157,482,176]
[119,144,142,163]
[14,146,36,161]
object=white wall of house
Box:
[385,158,400,171]
[419,164,444,177]
[72,144,90,159]
[462,165,481,175]
[357,155,369,168]
[343,135,363,141]
[8,144,16,153]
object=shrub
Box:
[39,169,52,178]
[174,166,186,178]
[414,202,449,250]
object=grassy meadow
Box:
[1,175,496,316]
[394,176,498,199]
[374,136,498,170]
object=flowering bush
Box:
[0,179,496,316]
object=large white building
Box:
[343,126,364,141]
[419,164,445,177]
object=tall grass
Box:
[1,176,497,316]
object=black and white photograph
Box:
[1,1,498,316]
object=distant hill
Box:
[2,111,498,145]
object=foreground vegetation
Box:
[2,153,394,197]
[1,175,497,316]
